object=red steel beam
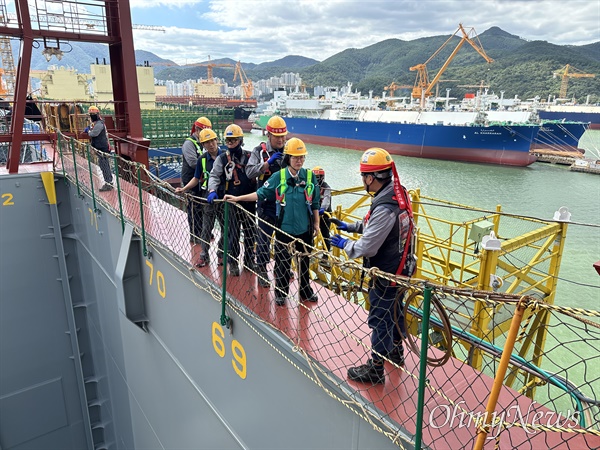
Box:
[6,0,33,173]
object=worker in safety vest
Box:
[245,115,287,287]
[330,147,416,384]
[84,106,113,192]
[206,124,257,276]
[176,129,223,268]
[181,116,212,244]
[223,138,320,307]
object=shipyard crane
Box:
[553,64,595,99]
[383,81,411,97]
[410,23,493,107]
[154,57,234,83]
[233,60,253,99]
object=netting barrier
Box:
[53,131,600,449]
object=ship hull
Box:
[538,110,600,130]
[533,121,590,152]
[284,117,539,166]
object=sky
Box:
[128,0,600,65]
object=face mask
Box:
[90,114,99,121]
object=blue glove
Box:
[267,151,283,165]
[83,126,90,133]
[331,234,348,249]
[207,191,218,203]
[319,208,325,215]
[330,218,349,231]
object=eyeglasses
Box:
[225,138,239,143]
[290,155,306,160]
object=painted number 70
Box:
[145,259,166,298]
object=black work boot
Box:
[347,359,385,384]
[387,344,405,366]
[229,261,240,277]
[257,267,270,287]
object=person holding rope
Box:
[224,138,320,306]
[330,147,416,384]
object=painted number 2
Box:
[145,259,166,298]
[212,322,247,379]
[2,193,14,206]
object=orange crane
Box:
[383,81,412,97]
[553,64,595,98]
[410,23,493,107]
[152,57,234,83]
[233,60,253,99]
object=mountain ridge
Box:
[16,26,600,102]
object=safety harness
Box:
[224,149,251,191]
[364,164,415,278]
[185,137,202,156]
[274,168,315,226]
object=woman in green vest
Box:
[224,138,320,306]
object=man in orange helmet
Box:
[331,148,416,385]
[245,115,287,286]
[84,106,113,191]
[181,116,212,244]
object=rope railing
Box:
[53,132,600,449]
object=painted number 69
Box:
[212,322,246,379]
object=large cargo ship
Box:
[283,114,540,166]
[538,106,600,130]
[259,91,588,166]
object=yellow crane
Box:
[233,60,253,99]
[553,64,595,99]
[410,23,493,107]
[383,81,412,97]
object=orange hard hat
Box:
[359,147,393,174]
[88,106,100,114]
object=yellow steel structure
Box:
[312,187,568,380]
[553,64,595,99]
[233,61,254,100]
[410,23,493,107]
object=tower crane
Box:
[153,56,234,83]
[409,23,493,107]
[553,64,595,99]
[233,60,253,99]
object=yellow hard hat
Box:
[194,116,212,130]
[266,115,288,136]
[88,106,100,114]
[359,147,393,173]
[199,128,218,143]
[283,137,307,156]
[224,124,244,138]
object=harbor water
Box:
[242,129,600,312]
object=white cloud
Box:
[131,0,600,64]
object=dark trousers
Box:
[320,215,331,250]
[200,203,223,258]
[368,280,406,363]
[225,201,256,264]
[186,195,203,242]
[274,230,314,300]
[97,148,113,183]
[256,212,277,270]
